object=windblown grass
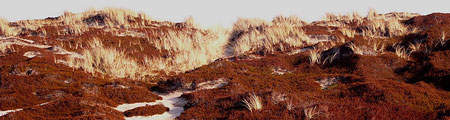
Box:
[0,8,155,36]
[409,43,422,52]
[319,9,419,38]
[322,12,363,27]
[62,8,150,27]
[309,50,321,65]
[304,106,320,120]
[66,38,153,79]
[3,8,154,36]
[63,16,228,77]
[242,93,263,112]
[58,8,152,35]
[348,40,385,56]
[15,20,47,36]
[228,17,310,55]
[436,31,448,47]
[0,42,11,54]
[339,27,356,38]
[145,26,229,74]
[285,101,294,110]
[272,16,307,26]
[184,16,200,28]
[0,18,17,37]
[361,19,409,37]
[394,45,410,59]
[231,18,271,33]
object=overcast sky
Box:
[0,0,448,27]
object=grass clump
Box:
[228,17,310,56]
[146,26,229,74]
[0,18,18,37]
[242,93,263,112]
[66,38,153,80]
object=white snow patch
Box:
[0,102,50,117]
[117,91,186,120]
[0,109,23,117]
[0,37,51,49]
[114,78,228,120]
[15,38,35,44]
[23,51,41,58]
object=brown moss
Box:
[0,97,124,120]
[123,104,168,117]
[174,48,450,119]
[354,53,407,80]
[101,83,161,105]
[405,13,450,48]
[0,45,160,112]
[2,11,450,120]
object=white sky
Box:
[0,0,449,28]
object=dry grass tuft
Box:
[286,101,295,111]
[0,8,154,36]
[146,26,229,74]
[304,106,320,120]
[0,42,11,54]
[232,18,271,32]
[322,12,363,27]
[242,93,263,112]
[394,45,410,59]
[66,38,153,79]
[370,41,386,54]
[368,9,419,20]
[272,16,307,26]
[436,31,448,47]
[349,40,385,56]
[184,16,200,29]
[0,18,17,36]
[15,20,47,36]
[65,8,150,27]
[362,9,418,38]
[348,43,363,55]
[339,27,356,38]
[309,50,321,65]
[318,9,418,38]
[7,8,151,36]
[58,8,151,35]
[63,23,228,77]
[409,43,422,52]
[361,19,409,37]
[229,17,310,55]
[367,8,379,20]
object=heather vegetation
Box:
[0,8,449,120]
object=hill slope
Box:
[0,8,449,119]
